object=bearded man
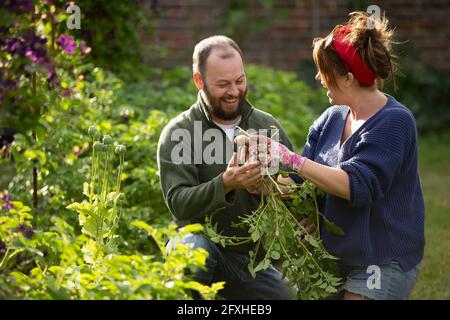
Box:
[157,35,293,299]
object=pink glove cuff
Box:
[291,154,307,174]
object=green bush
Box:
[2,32,327,298]
[116,65,328,151]
[1,146,223,300]
[66,0,160,81]
[384,43,450,134]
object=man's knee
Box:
[178,233,218,253]
[254,266,293,300]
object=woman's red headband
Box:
[332,25,376,85]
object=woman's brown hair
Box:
[312,11,397,90]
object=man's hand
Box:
[223,152,262,194]
[246,180,272,195]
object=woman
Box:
[252,12,425,300]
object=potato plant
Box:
[205,129,344,299]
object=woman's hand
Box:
[277,174,296,196]
[235,135,351,200]
[246,135,307,173]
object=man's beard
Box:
[203,84,248,121]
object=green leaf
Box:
[248,263,256,278]
[131,220,155,235]
[270,250,281,260]
[254,260,265,273]
[251,230,261,242]
[324,218,346,236]
[325,285,338,293]
[83,182,90,197]
[262,259,271,270]
[180,224,204,234]
[10,201,23,210]
[304,234,319,248]
[24,149,46,164]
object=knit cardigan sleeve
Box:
[339,108,415,208]
[288,108,331,183]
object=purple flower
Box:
[2,38,23,55]
[4,202,14,210]
[2,79,18,91]
[0,27,57,94]
[25,48,38,62]
[0,192,15,210]
[46,68,58,85]
[1,192,12,202]
[3,32,48,66]
[56,34,76,54]
[79,41,91,54]
[60,88,72,97]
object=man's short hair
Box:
[192,35,243,76]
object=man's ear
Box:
[193,72,204,90]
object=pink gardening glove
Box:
[248,135,306,173]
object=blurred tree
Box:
[221,0,290,44]
[66,0,160,80]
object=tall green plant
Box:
[204,129,343,300]
[66,127,126,263]
[1,129,223,300]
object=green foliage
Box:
[411,136,450,299]
[2,5,330,298]
[205,173,343,300]
[0,197,36,274]
[0,5,57,132]
[66,129,127,263]
[66,0,159,81]
[4,60,329,299]
[385,55,450,134]
[221,0,290,44]
[1,215,223,300]
[116,65,327,151]
[4,0,446,301]
[1,140,222,300]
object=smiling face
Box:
[195,47,248,123]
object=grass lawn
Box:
[410,135,450,299]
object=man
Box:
[157,35,293,299]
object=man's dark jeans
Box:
[167,233,292,300]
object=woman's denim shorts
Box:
[338,260,421,300]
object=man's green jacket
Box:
[157,94,294,253]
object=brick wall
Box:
[143,0,450,71]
